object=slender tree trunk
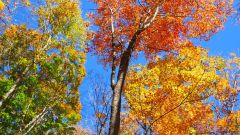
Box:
[108,5,160,134]
[108,31,141,135]
[0,66,30,107]
[24,107,49,135]
[0,78,19,107]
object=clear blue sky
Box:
[79,0,240,130]
[4,0,239,132]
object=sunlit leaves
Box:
[90,0,233,64]
[0,0,4,10]
[122,50,239,134]
[124,46,227,134]
[0,0,86,134]
[38,0,86,45]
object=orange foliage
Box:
[217,111,240,133]
[90,0,233,63]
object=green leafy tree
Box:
[0,0,86,134]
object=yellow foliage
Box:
[124,46,226,134]
[0,0,4,10]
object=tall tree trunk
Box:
[108,5,160,134]
[108,31,141,135]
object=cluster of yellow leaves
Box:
[0,0,4,10]
[213,54,239,102]
[0,25,42,68]
[124,46,228,134]
[38,0,86,44]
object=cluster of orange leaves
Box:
[90,0,233,63]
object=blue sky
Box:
[2,0,239,132]
[79,0,240,130]
[195,19,240,56]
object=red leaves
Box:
[90,0,233,65]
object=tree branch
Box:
[149,71,206,127]
[143,6,160,29]
[0,65,30,107]
[110,8,117,90]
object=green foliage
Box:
[0,0,86,134]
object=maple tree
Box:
[123,46,223,134]
[84,48,239,135]
[122,49,239,134]
[0,0,86,134]
[89,0,233,134]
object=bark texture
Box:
[109,31,141,135]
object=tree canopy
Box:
[89,0,234,134]
[0,0,86,134]
[0,0,239,134]
[123,46,239,134]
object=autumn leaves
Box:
[123,47,238,134]
[0,0,86,134]
[90,0,237,134]
[0,0,239,134]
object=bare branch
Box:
[143,6,160,29]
